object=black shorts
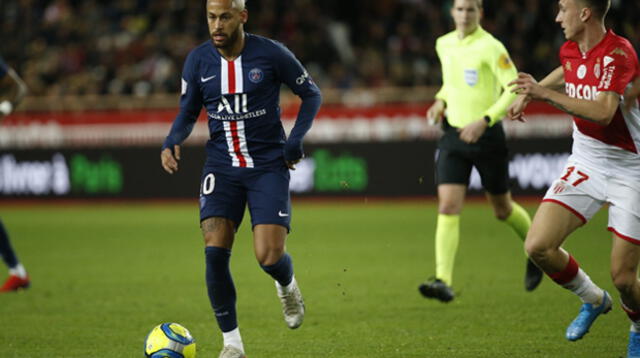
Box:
[436,120,510,195]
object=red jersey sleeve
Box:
[598,40,638,95]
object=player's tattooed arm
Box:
[546,91,620,125]
[545,100,587,120]
[507,67,565,122]
[511,71,619,125]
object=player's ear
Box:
[579,6,591,22]
[240,9,248,24]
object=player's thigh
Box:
[473,147,509,195]
[201,217,237,248]
[542,161,606,224]
[199,168,247,230]
[610,233,640,289]
[526,201,585,251]
[607,176,640,241]
[436,148,473,186]
[246,167,291,232]
[528,163,605,250]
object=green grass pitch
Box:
[0,200,628,357]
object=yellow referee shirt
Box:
[435,26,517,127]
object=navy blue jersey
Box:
[0,56,7,78]
[164,34,322,169]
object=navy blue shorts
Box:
[198,165,291,232]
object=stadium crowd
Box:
[1,0,638,97]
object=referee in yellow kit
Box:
[418,0,542,302]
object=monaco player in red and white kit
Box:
[508,0,640,355]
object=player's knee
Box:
[524,237,551,263]
[255,246,285,266]
[611,266,638,295]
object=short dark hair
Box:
[578,0,610,18]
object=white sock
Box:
[9,263,27,279]
[276,276,296,295]
[562,269,603,305]
[222,327,244,352]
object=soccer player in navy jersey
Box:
[0,55,29,293]
[160,1,321,357]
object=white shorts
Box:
[543,161,640,243]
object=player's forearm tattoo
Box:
[546,99,598,123]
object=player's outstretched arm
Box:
[507,66,564,122]
[511,71,619,125]
[161,145,181,174]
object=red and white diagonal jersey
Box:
[560,30,640,178]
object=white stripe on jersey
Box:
[233,56,243,93]
[220,58,228,94]
[220,56,244,94]
[220,56,253,167]
[223,120,239,167]
[234,120,253,168]
[222,120,254,168]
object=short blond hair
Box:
[454,0,483,9]
[232,0,245,10]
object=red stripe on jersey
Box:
[574,109,638,153]
[228,60,236,94]
[229,121,247,167]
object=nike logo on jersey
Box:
[278,211,289,217]
[201,75,217,82]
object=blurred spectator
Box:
[1,0,638,97]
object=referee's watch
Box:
[483,115,491,125]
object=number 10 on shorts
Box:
[201,173,215,195]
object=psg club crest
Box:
[248,68,264,83]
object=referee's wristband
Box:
[483,115,491,125]
[0,101,13,116]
